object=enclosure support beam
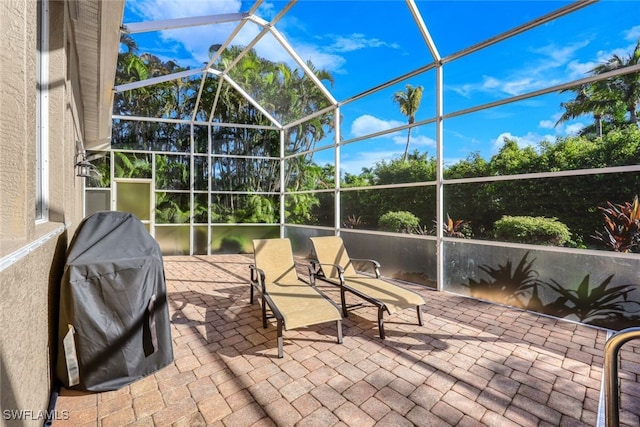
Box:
[208,124,213,256]
[189,123,195,256]
[334,107,341,236]
[280,130,286,238]
[121,12,248,34]
[435,65,444,292]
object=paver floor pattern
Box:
[53,255,640,426]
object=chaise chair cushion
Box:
[310,236,426,315]
[252,238,342,330]
[335,275,424,315]
[266,281,342,330]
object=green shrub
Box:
[378,211,420,233]
[494,216,571,246]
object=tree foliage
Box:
[393,84,424,162]
[105,35,640,252]
[556,37,640,134]
[339,126,640,248]
[111,38,334,224]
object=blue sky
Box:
[122,1,640,174]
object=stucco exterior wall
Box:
[1,1,86,425]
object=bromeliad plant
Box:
[592,195,640,252]
[443,214,471,238]
[432,214,471,238]
[343,214,364,229]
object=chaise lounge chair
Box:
[309,236,425,339]
[250,238,343,358]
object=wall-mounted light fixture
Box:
[75,141,101,178]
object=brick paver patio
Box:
[52,255,640,426]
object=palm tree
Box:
[393,84,423,162]
[556,38,640,135]
[591,37,640,125]
[556,81,623,138]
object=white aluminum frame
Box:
[106,0,640,289]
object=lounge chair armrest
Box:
[302,263,317,286]
[249,264,267,293]
[350,258,381,278]
[309,258,323,275]
[291,261,316,286]
[310,262,346,283]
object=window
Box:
[36,0,49,221]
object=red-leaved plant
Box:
[592,195,640,253]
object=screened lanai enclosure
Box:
[84,0,640,331]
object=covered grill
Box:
[56,211,173,391]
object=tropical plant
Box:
[440,214,471,238]
[87,154,111,188]
[113,152,152,178]
[557,37,640,131]
[155,155,189,190]
[343,214,364,229]
[112,42,335,226]
[393,84,424,162]
[240,194,277,223]
[556,81,625,138]
[591,37,640,125]
[591,195,640,252]
[155,192,190,224]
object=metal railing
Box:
[604,327,640,426]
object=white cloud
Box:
[482,76,501,90]
[452,74,563,99]
[339,150,401,175]
[501,78,538,96]
[326,33,399,53]
[624,25,640,41]
[450,40,591,97]
[530,40,590,70]
[539,112,564,130]
[342,115,434,172]
[350,115,404,138]
[539,119,555,129]
[565,122,585,136]
[128,0,242,19]
[566,59,596,78]
[126,0,248,66]
[492,131,555,153]
[449,83,475,99]
[294,44,347,73]
[126,0,401,74]
[391,134,436,148]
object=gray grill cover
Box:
[56,211,173,391]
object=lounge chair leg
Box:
[378,308,385,339]
[341,288,348,317]
[417,306,424,326]
[262,297,268,329]
[277,320,283,358]
[337,319,343,344]
[250,283,254,304]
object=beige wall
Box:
[1,1,86,425]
